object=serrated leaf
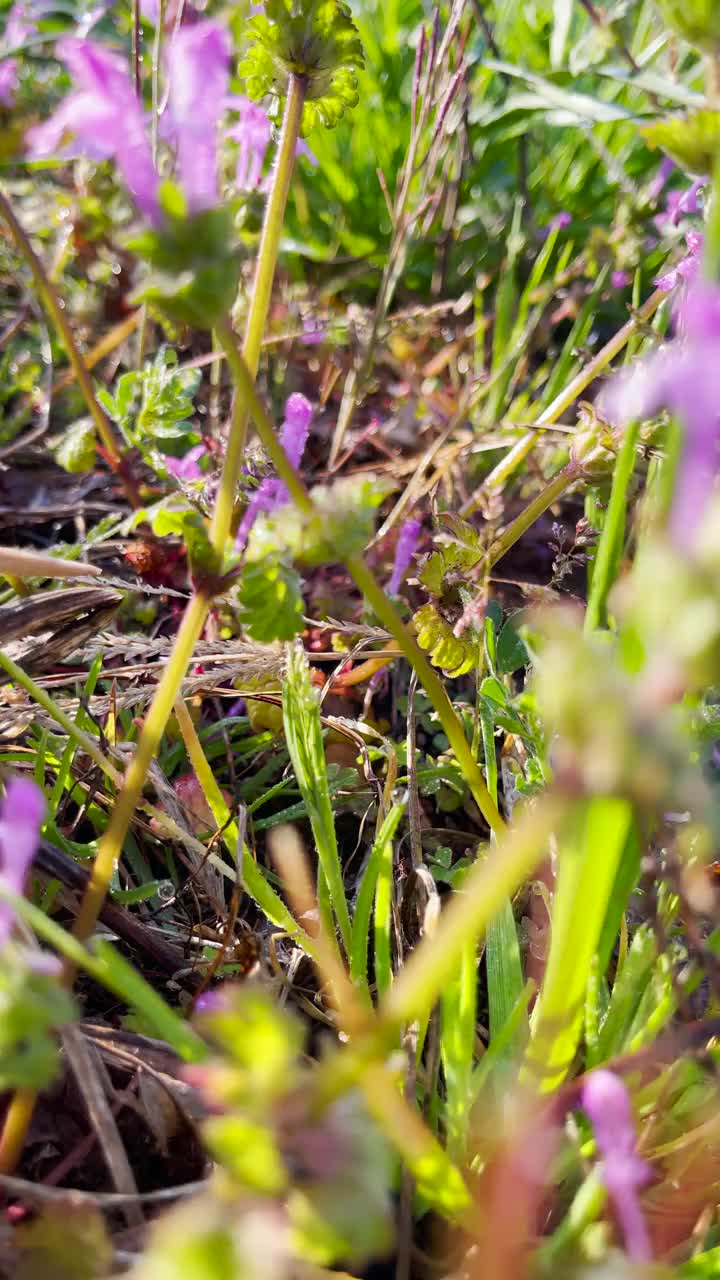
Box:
[238,557,304,643]
[418,542,483,596]
[642,110,720,175]
[54,418,96,474]
[150,501,219,576]
[239,0,365,135]
[412,603,477,678]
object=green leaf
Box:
[551,0,573,70]
[150,500,219,577]
[127,199,242,328]
[54,418,96,474]
[497,615,530,675]
[239,0,365,135]
[523,797,633,1092]
[238,557,304,643]
[655,0,720,52]
[412,603,477,678]
[282,643,352,951]
[642,110,720,175]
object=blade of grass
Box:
[522,795,632,1092]
[585,420,640,632]
[282,645,352,953]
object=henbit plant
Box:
[5,0,720,1273]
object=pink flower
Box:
[166,442,207,481]
[0,777,45,946]
[582,1070,652,1262]
[600,279,720,552]
[1,0,41,106]
[226,95,272,192]
[611,270,629,290]
[27,37,160,224]
[388,519,422,596]
[164,22,231,215]
[28,21,230,222]
[0,60,19,106]
[236,393,313,547]
[655,229,703,294]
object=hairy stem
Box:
[0,188,139,507]
[212,74,306,548]
[219,326,504,834]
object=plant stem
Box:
[0,188,139,507]
[346,555,504,835]
[211,74,306,549]
[379,794,563,1030]
[219,326,504,834]
[460,287,666,517]
[70,591,210,946]
[484,459,583,571]
[0,1091,36,1175]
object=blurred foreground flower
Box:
[0,776,45,947]
[27,38,161,222]
[600,279,720,551]
[27,23,230,223]
[582,1069,652,1262]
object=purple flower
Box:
[600,279,720,552]
[0,60,19,106]
[0,777,45,947]
[27,37,160,224]
[236,393,313,548]
[166,442,206,482]
[226,95,272,192]
[611,270,629,290]
[164,22,230,215]
[0,0,37,105]
[545,211,571,236]
[655,178,705,233]
[648,155,675,203]
[388,519,422,596]
[655,229,703,294]
[582,1070,652,1262]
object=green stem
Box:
[584,420,639,632]
[461,287,667,516]
[211,74,306,549]
[218,329,504,836]
[0,647,235,880]
[485,460,583,571]
[346,556,503,835]
[0,187,139,506]
[352,793,560,1037]
[71,591,211,946]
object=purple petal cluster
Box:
[655,229,703,294]
[387,519,422,596]
[166,442,207,482]
[236,393,313,548]
[0,776,45,947]
[27,37,161,223]
[28,21,231,223]
[164,23,231,215]
[226,94,273,192]
[0,0,40,106]
[582,1069,652,1262]
[600,278,720,551]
